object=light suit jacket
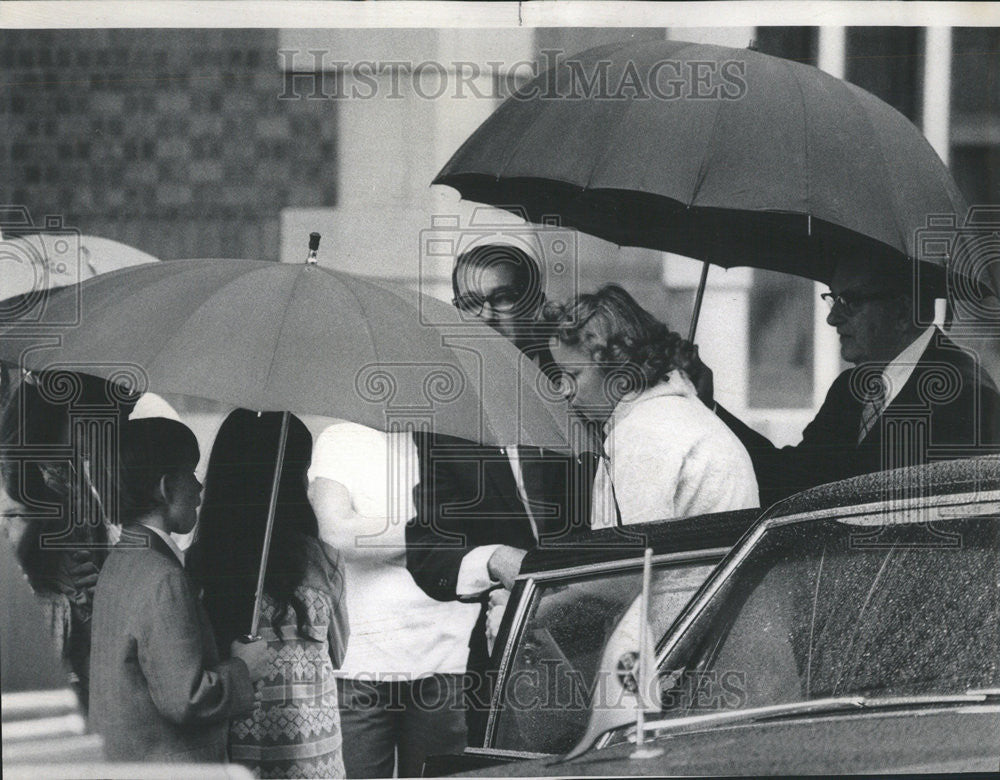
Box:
[89,525,254,762]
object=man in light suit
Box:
[688,257,1000,509]
[89,418,268,762]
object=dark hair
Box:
[1,378,69,509]
[116,417,200,525]
[0,373,138,590]
[451,243,544,307]
[189,409,318,651]
[543,284,682,395]
[1,371,138,511]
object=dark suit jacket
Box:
[406,433,593,660]
[718,330,1000,509]
[405,432,594,742]
[89,526,254,762]
[406,433,593,603]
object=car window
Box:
[490,559,717,755]
[656,513,1000,716]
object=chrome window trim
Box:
[763,490,1000,529]
[463,746,552,761]
[516,547,731,583]
[654,489,1000,671]
[610,700,1000,746]
[485,548,729,751]
[483,577,537,748]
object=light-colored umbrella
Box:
[0,255,579,637]
[0,235,161,407]
[0,233,160,302]
[0,257,572,451]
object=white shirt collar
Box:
[881,327,936,408]
[141,523,186,566]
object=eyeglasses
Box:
[452,288,525,316]
[820,288,898,316]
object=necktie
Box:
[858,375,887,444]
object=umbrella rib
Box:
[135,262,262,387]
[845,83,918,255]
[784,55,813,221]
[584,39,700,191]
[495,85,551,180]
[687,102,725,209]
[494,38,645,181]
[322,268,386,378]
[258,264,309,409]
[686,44,732,210]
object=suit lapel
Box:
[882,329,961,412]
[858,329,952,456]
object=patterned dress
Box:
[229,537,348,779]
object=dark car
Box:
[425,506,762,775]
[457,456,1000,776]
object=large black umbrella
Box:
[434,39,970,335]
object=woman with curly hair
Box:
[544,285,758,527]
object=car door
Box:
[476,549,726,760]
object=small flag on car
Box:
[558,549,660,762]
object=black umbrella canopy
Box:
[434,38,968,290]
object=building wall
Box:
[1,29,338,261]
[4,27,994,445]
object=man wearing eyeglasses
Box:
[686,256,1000,509]
[407,243,594,744]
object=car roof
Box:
[481,456,1000,775]
[519,506,762,575]
[765,454,1000,520]
[520,456,1000,577]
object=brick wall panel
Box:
[2,29,338,261]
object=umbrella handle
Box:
[687,260,711,342]
[248,410,291,638]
